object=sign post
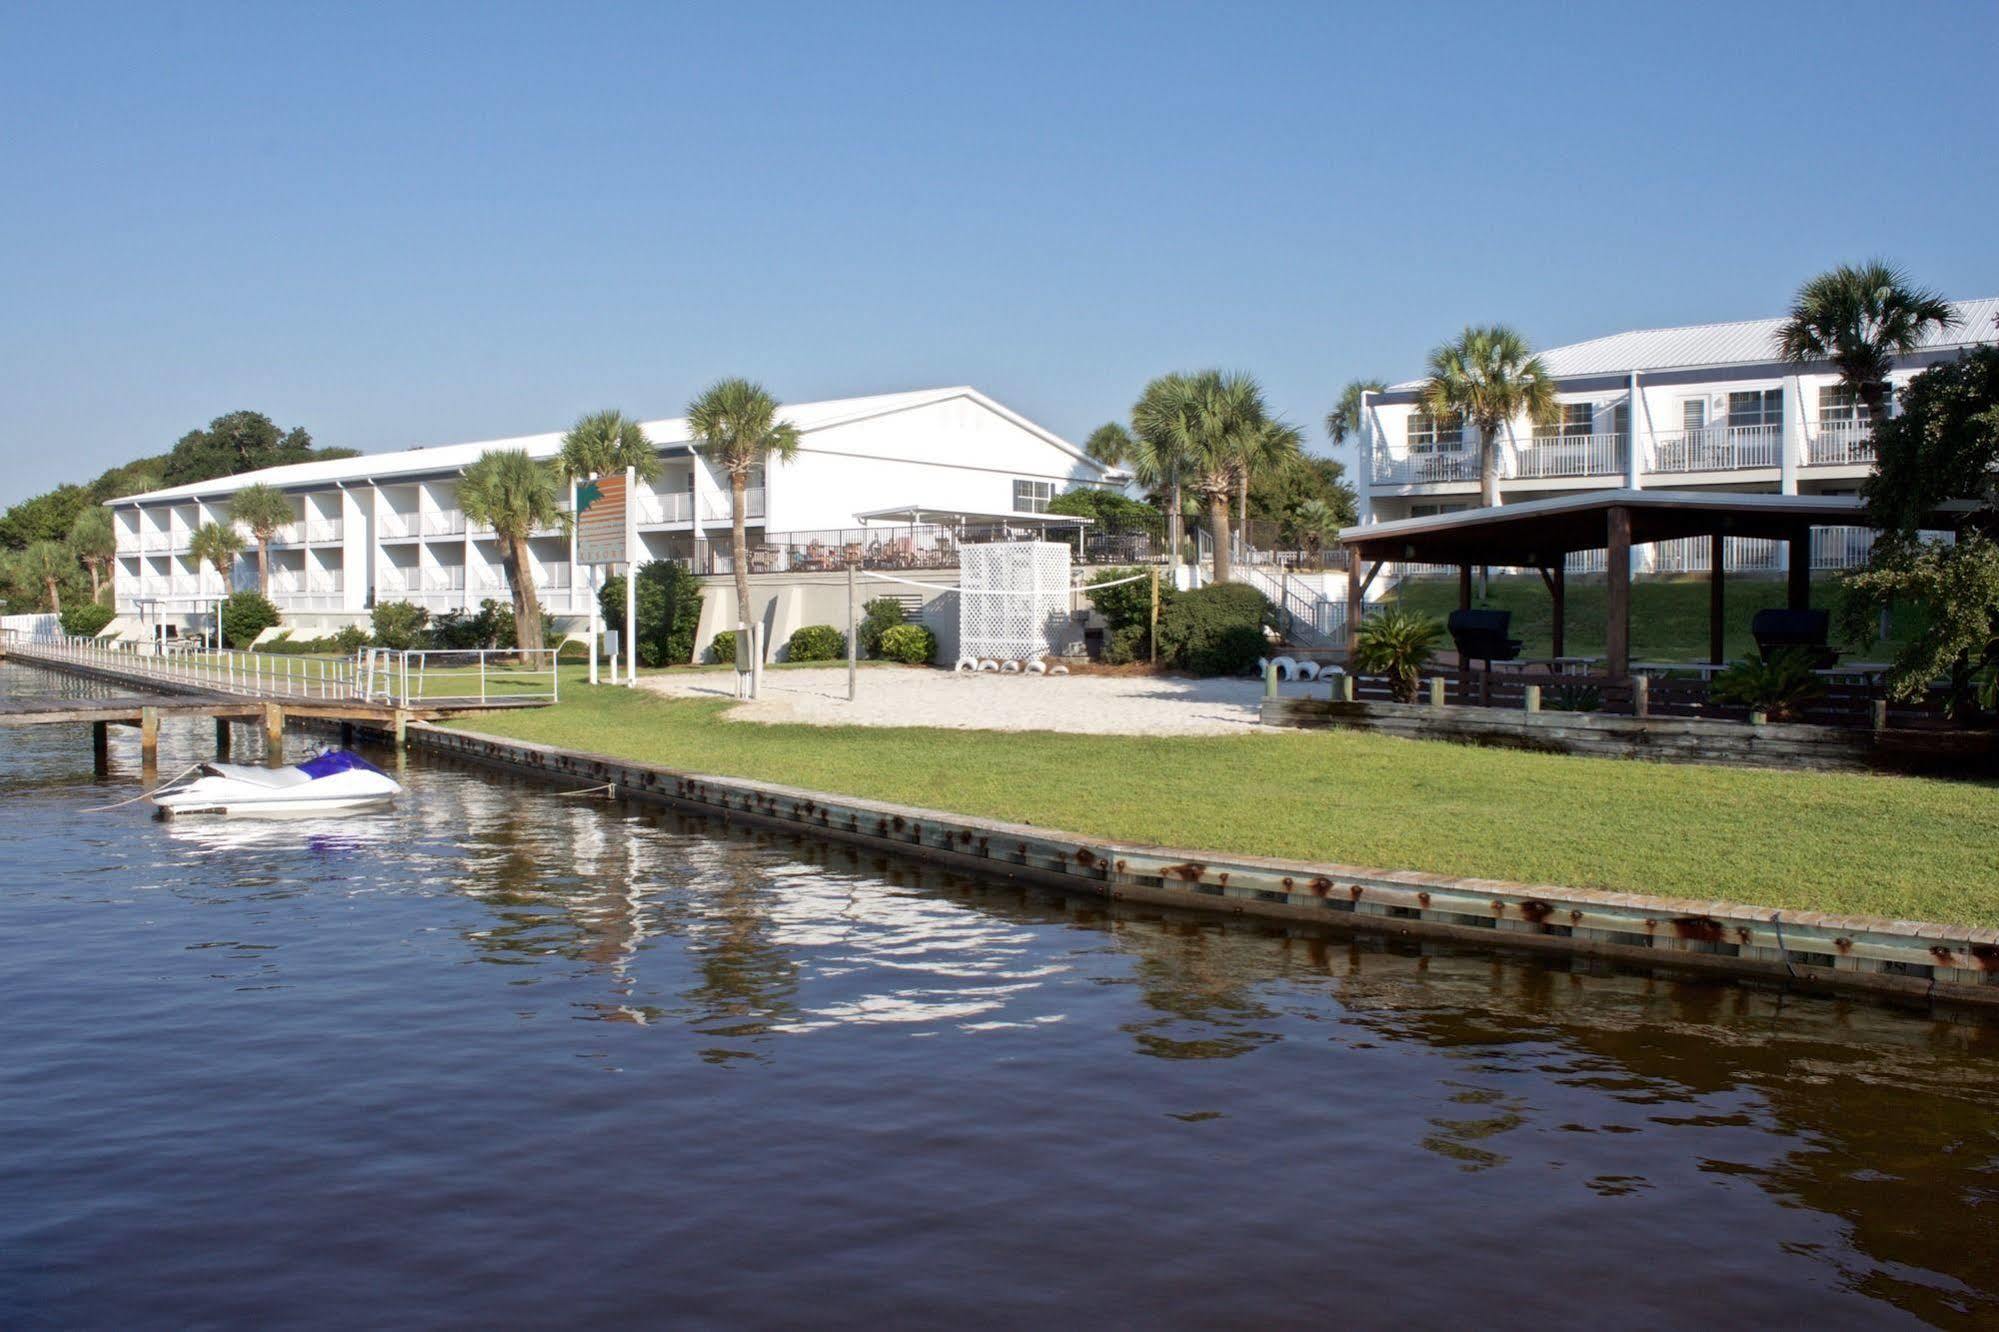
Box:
[574,470,631,687]
[624,465,638,688]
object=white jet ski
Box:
[152,749,402,817]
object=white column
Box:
[1625,373,1645,490]
[1356,391,1375,524]
[1780,373,1804,496]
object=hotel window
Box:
[1535,403,1594,440]
[1728,389,1783,429]
[1406,411,1464,453]
[1818,384,1881,423]
[1680,399,1708,433]
[1013,479,1055,513]
[1410,503,1470,517]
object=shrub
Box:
[1351,607,1442,703]
[334,624,372,653]
[598,561,705,666]
[859,596,905,657]
[709,629,738,664]
[1154,582,1271,675]
[1712,649,1827,722]
[1545,683,1602,713]
[371,600,431,650]
[1102,623,1150,666]
[1087,567,1170,662]
[1190,623,1269,676]
[877,623,937,665]
[60,600,115,637]
[480,600,556,652]
[219,591,280,648]
[786,623,845,662]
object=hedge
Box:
[787,624,845,662]
[877,623,937,665]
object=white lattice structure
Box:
[956,542,1073,668]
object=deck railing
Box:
[1371,450,1480,484]
[1514,432,1626,479]
[1806,420,1877,466]
[1648,424,1782,473]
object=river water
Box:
[3,660,1997,1328]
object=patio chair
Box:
[1750,609,1837,668]
[1446,609,1523,669]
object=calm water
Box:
[4,661,1999,1329]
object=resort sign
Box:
[575,472,629,566]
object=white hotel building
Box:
[107,387,1123,636]
[1356,298,1997,572]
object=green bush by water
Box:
[219,591,280,648]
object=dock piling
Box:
[139,706,159,769]
[92,720,110,775]
[214,717,232,760]
[262,703,285,764]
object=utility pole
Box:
[847,562,858,701]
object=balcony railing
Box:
[306,518,344,542]
[635,490,697,525]
[1371,450,1479,485]
[1648,424,1782,473]
[141,531,172,551]
[1806,420,1876,467]
[699,486,766,523]
[423,510,468,537]
[379,512,419,539]
[1513,432,1626,479]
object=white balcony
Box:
[636,489,696,525]
[306,519,345,542]
[379,512,419,540]
[422,510,468,537]
[699,486,767,523]
[1805,420,1876,467]
[1512,432,1626,480]
[1648,424,1782,474]
[1371,451,1479,485]
[141,531,172,552]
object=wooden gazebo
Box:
[1338,490,1972,679]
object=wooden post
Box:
[1606,505,1632,680]
[92,720,110,775]
[1872,699,1888,732]
[1428,675,1445,707]
[392,708,410,749]
[1345,552,1362,657]
[1524,684,1541,713]
[1264,659,1279,699]
[1336,671,1354,703]
[263,702,284,764]
[846,562,858,702]
[1149,567,1160,665]
[1550,564,1566,660]
[1709,531,1726,666]
[1632,674,1650,719]
[1788,525,1811,610]
[1457,564,1473,610]
[214,716,232,760]
[139,706,159,769]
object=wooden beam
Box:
[214,716,232,760]
[262,702,285,765]
[1359,559,1382,597]
[92,720,110,775]
[1457,564,1473,610]
[1709,531,1726,666]
[1788,525,1811,610]
[1346,553,1362,655]
[139,706,159,769]
[1606,506,1632,680]
[1550,565,1566,660]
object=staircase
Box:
[1231,564,1348,650]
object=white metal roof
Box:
[109,386,1108,505]
[1387,297,1999,389]
[853,504,1092,526]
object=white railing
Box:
[379,512,419,539]
[1648,424,1782,473]
[1371,450,1480,484]
[636,490,696,524]
[1,612,60,641]
[423,510,468,537]
[1806,420,1876,466]
[698,486,767,522]
[1647,535,1783,574]
[306,519,344,542]
[1513,432,1626,479]
[5,630,560,707]
[141,531,171,552]
[265,523,302,546]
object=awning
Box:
[853,505,1092,526]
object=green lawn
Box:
[447,670,1999,929]
[1389,574,1923,663]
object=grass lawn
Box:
[448,669,1999,929]
[1389,574,1923,663]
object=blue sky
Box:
[2,0,1994,503]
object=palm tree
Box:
[188,522,243,595]
[1777,260,1960,417]
[459,449,566,651]
[19,540,71,613]
[1291,498,1341,569]
[686,379,800,651]
[228,483,295,596]
[1421,326,1558,507]
[557,409,662,487]
[1324,378,1386,445]
[1154,370,1274,585]
[1084,422,1134,468]
[1234,417,1305,561]
[1130,372,1199,574]
[68,507,116,603]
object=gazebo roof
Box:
[1340,490,1974,568]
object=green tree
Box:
[188,521,243,592]
[1352,607,1443,703]
[1235,417,1305,556]
[67,506,116,603]
[18,540,72,613]
[1142,371,1278,584]
[1837,344,1999,709]
[1130,372,1198,571]
[228,483,296,597]
[1290,498,1342,568]
[1324,378,1386,446]
[1251,453,1357,534]
[686,379,800,652]
[0,484,89,551]
[557,409,662,486]
[597,561,704,666]
[1778,260,1960,418]
[1084,422,1134,467]
[161,410,355,487]
[458,449,566,652]
[1420,326,1558,507]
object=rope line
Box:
[80,763,205,813]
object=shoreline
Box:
[386,716,1999,1012]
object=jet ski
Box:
[152,749,402,817]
